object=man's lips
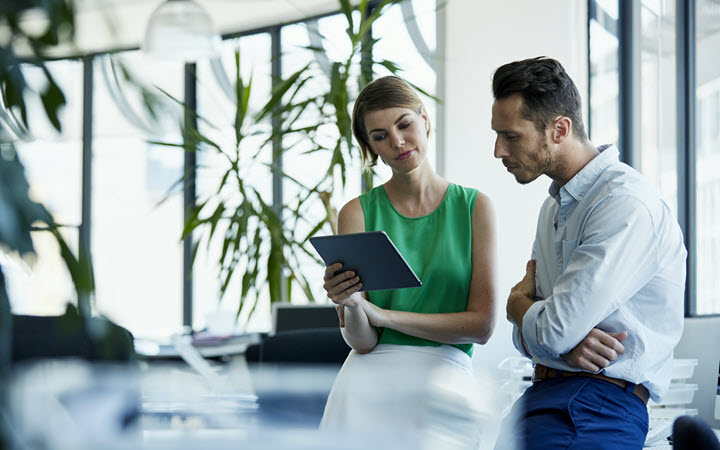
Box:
[396,150,414,160]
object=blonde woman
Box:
[319,76,497,445]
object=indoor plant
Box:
[165,0,414,326]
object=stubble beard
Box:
[515,138,553,185]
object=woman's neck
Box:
[384,164,449,217]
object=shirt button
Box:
[559,257,564,263]
[578,195,583,200]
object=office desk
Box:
[6,356,499,449]
[6,358,375,449]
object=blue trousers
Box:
[494,377,649,450]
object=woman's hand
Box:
[360,299,390,328]
[323,263,363,307]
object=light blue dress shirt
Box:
[512,145,687,402]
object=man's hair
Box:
[492,57,587,140]
[352,76,430,170]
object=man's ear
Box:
[552,116,572,144]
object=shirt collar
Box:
[549,144,619,203]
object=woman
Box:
[319,76,497,445]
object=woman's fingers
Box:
[322,263,362,305]
[323,263,343,280]
[323,271,359,295]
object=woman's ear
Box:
[421,107,430,134]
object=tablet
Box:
[309,231,422,291]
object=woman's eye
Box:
[372,134,386,142]
[399,121,411,130]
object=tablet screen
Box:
[310,231,422,291]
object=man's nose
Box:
[494,138,508,159]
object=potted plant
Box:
[162,0,415,328]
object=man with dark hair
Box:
[491,56,687,449]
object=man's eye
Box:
[506,135,518,141]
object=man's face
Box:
[491,94,552,185]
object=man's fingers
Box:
[525,260,536,278]
[596,331,626,355]
[336,305,345,327]
[575,355,601,372]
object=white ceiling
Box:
[15,0,352,58]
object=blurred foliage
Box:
[1,0,94,375]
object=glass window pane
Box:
[589,13,620,146]
[11,60,83,315]
[281,17,366,310]
[639,0,678,216]
[193,34,275,332]
[374,0,437,178]
[695,0,720,315]
[92,51,186,338]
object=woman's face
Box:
[363,107,429,173]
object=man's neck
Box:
[550,140,599,187]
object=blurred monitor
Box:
[272,303,339,334]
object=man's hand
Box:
[563,328,628,372]
[506,260,537,327]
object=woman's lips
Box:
[397,150,414,160]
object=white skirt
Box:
[320,344,487,449]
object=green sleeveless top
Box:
[359,183,478,357]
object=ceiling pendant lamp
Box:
[143,0,221,62]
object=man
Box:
[491,57,687,449]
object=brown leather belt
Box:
[532,364,650,405]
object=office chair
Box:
[12,304,135,363]
[245,327,350,364]
[672,415,720,450]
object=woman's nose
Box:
[391,133,405,148]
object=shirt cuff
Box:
[512,325,532,358]
[521,300,557,359]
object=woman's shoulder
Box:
[338,197,366,234]
[445,183,493,214]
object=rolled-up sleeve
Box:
[520,195,659,359]
[512,324,532,358]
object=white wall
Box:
[441,0,589,372]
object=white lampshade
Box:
[143,0,221,62]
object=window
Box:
[639,0,678,216]
[194,34,274,332]
[588,0,720,316]
[588,0,620,146]
[12,60,83,316]
[92,51,186,338]
[695,0,720,315]
[7,2,440,336]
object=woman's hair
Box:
[492,56,588,141]
[352,76,430,169]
